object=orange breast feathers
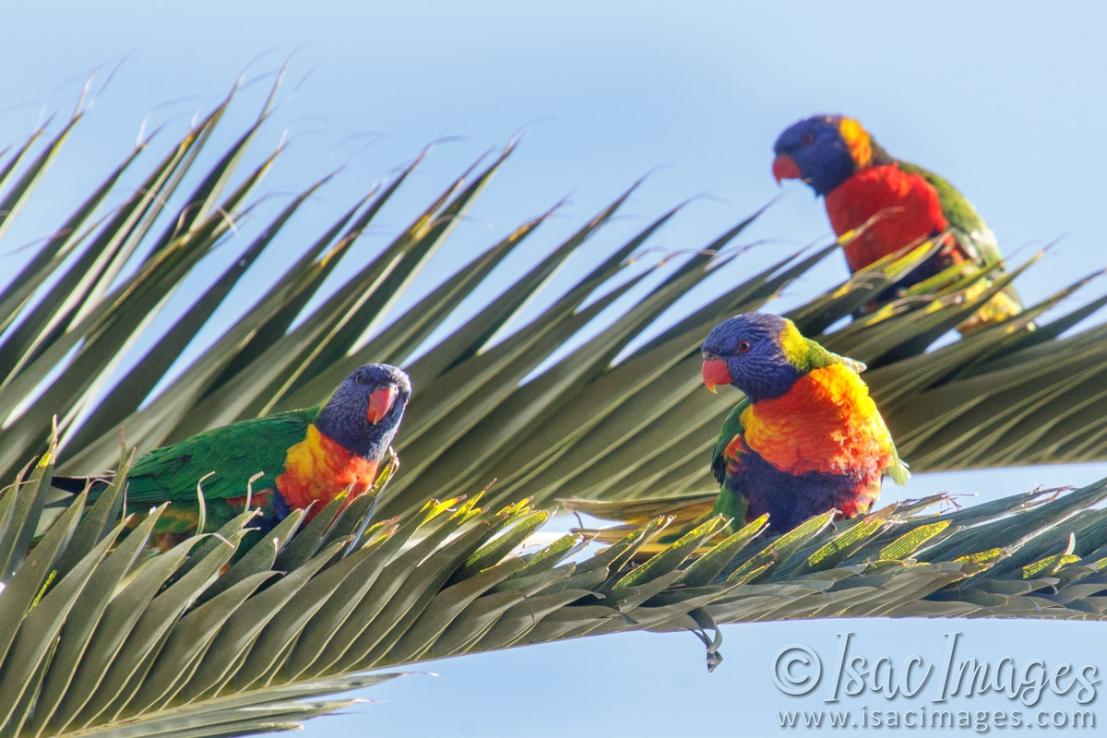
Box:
[824,163,949,272]
[739,365,898,478]
[275,424,380,516]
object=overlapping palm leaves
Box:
[5,435,1107,737]
[0,87,1104,515]
[1,82,1107,736]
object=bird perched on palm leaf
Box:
[563,314,908,540]
[700,313,909,531]
[54,363,411,543]
[772,114,1022,332]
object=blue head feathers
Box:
[315,363,412,457]
[773,114,882,196]
[701,313,804,401]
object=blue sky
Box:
[3,1,1107,736]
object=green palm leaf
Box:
[1,80,1106,737]
[0,88,1100,509]
[1,438,1107,737]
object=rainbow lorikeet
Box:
[562,314,908,539]
[54,363,410,539]
[772,114,1023,332]
[700,313,909,532]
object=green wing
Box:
[710,397,749,485]
[896,159,1003,268]
[709,397,751,525]
[125,406,320,503]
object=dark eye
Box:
[801,132,815,146]
[736,340,751,354]
[354,374,369,385]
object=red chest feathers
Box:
[275,425,380,517]
[824,164,948,272]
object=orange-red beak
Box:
[772,154,803,184]
[701,358,732,394]
[366,384,398,424]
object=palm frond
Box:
[2,436,1107,737]
[0,90,1100,520]
[1,77,1106,736]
